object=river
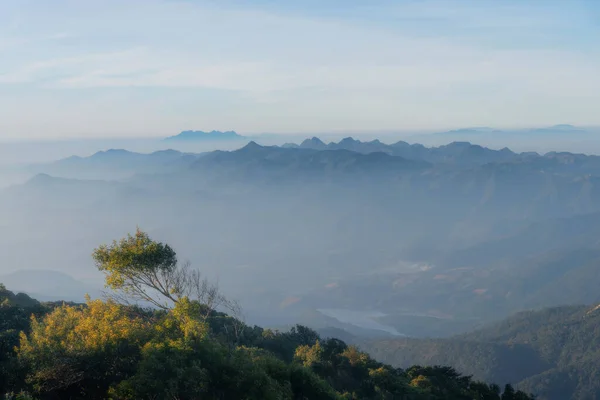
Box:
[317,308,404,336]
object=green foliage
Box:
[92,229,234,318]
[9,313,533,400]
[0,286,46,396]
[17,298,152,399]
[365,304,600,399]
[0,231,535,400]
[92,229,179,310]
[4,392,36,400]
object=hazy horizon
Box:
[2,2,600,399]
[2,123,600,143]
[2,0,600,139]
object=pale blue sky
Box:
[0,0,598,139]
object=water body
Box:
[317,308,404,336]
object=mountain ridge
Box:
[362,303,600,400]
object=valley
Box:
[1,134,599,398]
[3,2,597,397]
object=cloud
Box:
[31,46,597,103]
[386,0,579,29]
[0,30,72,52]
[1,1,595,96]
[0,0,599,137]
[0,48,147,84]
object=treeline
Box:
[364,304,600,400]
[0,230,533,400]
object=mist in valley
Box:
[3,0,600,397]
[3,127,600,339]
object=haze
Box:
[2,3,600,399]
[1,0,600,139]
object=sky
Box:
[0,0,599,139]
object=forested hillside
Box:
[4,140,600,399]
[364,304,600,400]
[0,231,532,400]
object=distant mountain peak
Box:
[444,141,472,148]
[339,137,360,144]
[551,124,576,129]
[25,173,75,187]
[445,127,494,134]
[28,173,53,182]
[531,124,585,134]
[92,149,133,157]
[302,137,325,145]
[165,130,244,141]
[152,149,181,155]
[239,141,264,152]
[300,137,327,150]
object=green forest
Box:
[0,230,533,400]
[364,304,600,400]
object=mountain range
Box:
[4,137,600,341]
[32,135,600,180]
[27,148,199,180]
[284,136,521,165]
[3,134,600,399]
[404,124,600,154]
[429,124,587,138]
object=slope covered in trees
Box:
[0,230,532,399]
[364,304,600,400]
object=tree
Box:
[9,230,539,400]
[17,298,152,399]
[502,384,516,400]
[92,228,234,317]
